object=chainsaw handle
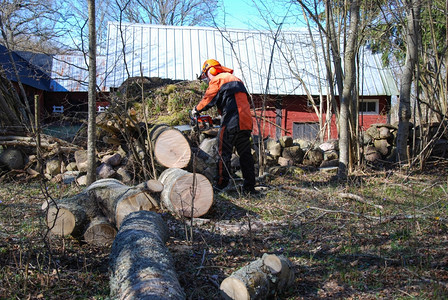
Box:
[189,108,199,120]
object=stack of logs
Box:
[45,169,213,246]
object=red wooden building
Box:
[252,94,391,140]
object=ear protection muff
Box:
[209,66,219,76]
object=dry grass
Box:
[1,162,448,299]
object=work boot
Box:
[242,186,261,197]
[213,179,230,192]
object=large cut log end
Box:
[159,168,213,218]
[220,277,250,300]
[46,206,76,236]
[154,128,191,168]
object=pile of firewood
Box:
[44,170,214,245]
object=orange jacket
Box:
[195,73,252,131]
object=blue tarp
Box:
[0,44,53,91]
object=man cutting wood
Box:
[191,59,257,195]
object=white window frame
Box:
[307,96,321,107]
[359,99,379,115]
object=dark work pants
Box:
[216,126,256,189]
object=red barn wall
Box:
[251,95,390,140]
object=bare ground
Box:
[1,162,448,299]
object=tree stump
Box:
[109,211,185,300]
[150,124,192,169]
[159,168,213,218]
[220,254,295,300]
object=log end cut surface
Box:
[46,207,75,236]
[145,179,164,193]
[220,277,250,300]
[84,217,117,246]
[162,169,213,218]
[154,129,191,168]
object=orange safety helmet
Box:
[199,59,233,80]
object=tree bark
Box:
[396,0,421,164]
[109,210,185,300]
[338,0,359,179]
[87,0,97,185]
[159,168,213,218]
[87,178,160,229]
[220,254,295,300]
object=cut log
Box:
[83,216,117,246]
[87,178,160,228]
[137,179,164,193]
[159,168,213,218]
[150,124,192,169]
[262,254,295,291]
[45,191,97,237]
[109,210,185,300]
[220,253,295,300]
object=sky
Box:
[219,0,306,30]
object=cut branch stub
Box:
[159,168,213,218]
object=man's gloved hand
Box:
[190,108,199,119]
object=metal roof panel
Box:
[105,22,399,96]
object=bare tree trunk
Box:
[338,0,359,178]
[396,0,421,164]
[87,0,97,185]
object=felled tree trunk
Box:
[149,124,192,169]
[159,168,213,218]
[109,210,185,300]
[220,254,295,300]
[87,178,161,228]
[45,191,99,238]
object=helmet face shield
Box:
[199,70,208,80]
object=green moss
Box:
[163,84,177,94]
[156,110,189,126]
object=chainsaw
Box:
[190,114,213,131]
[173,112,216,133]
